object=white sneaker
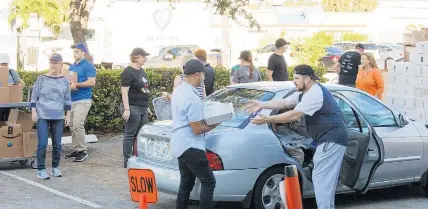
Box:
[51,168,63,177]
[37,169,50,180]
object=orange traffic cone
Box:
[284,165,303,209]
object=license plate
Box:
[147,139,173,160]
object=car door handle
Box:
[368,148,374,152]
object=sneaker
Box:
[51,168,63,177]
[65,151,79,159]
[37,169,50,180]
[74,151,88,162]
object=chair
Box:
[152,96,172,120]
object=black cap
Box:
[294,64,320,80]
[238,50,251,61]
[130,48,150,56]
[275,38,290,48]
[183,59,206,75]
[355,43,364,50]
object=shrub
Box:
[341,32,369,42]
[293,31,334,66]
[321,0,377,12]
[18,65,326,133]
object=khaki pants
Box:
[70,100,92,153]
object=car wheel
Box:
[252,167,286,209]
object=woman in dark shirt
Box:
[120,48,152,168]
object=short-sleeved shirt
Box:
[8,69,21,84]
[69,58,97,101]
[338,51,361,85]
[179,74,204,100]
[171,81,205,157]
[121,66,150,107]
[204,63,215,96]
[285,85,324,117]
[232,65,261,83]
[267,53,288,81]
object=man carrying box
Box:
[65,43,96,162]
[171,59,221,209]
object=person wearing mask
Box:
[356,52,384,100]
[232,50,262,84]
[334,43,364,87]
[65,43,96,162]
[267,38,290,81]
[245,65,348,209]
[171,59,221,209]
[120,48,152,168]
[195,49,215,96]
[0,53,25,121]
[30,54,71,179]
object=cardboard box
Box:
[8,109,34,132]
[413,64,428,78]
[61,68,77,83]
[203,102,234,125]
[416,77,428,89]
[8,84,23,103]
[23,131,37,157]
[416,41,428,54]
[388,62,414,75]
[0,122,23,158]
[0,66,8,87]
[0,87,10,104]
[410,52,428,65]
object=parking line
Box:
[0,170,103,208]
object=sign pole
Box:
[139,193,148,209]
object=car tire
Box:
[252,166,289,209]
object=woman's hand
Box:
[123,109,130,122]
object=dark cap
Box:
[131,47,150,57]
[183,59,206,75]
[50,53,63,62]
[238,50,251,61]
[294,64,320,80]
[355,43,364,50]
[70,43,88,53]
[275,38,290,48]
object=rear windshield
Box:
[363,44,377,50]
[204,88,275,128]
[326,47,343,54]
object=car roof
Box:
[227,81,355,93]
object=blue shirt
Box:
[69,58,96,101]
[170,81,205,157]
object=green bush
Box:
[18,65,326,133]
[341,32,369,42]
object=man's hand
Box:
[250,113,270,125]
[244,100,262,114]
[65,112,71,126]
[31,111,38,122]
[70,82,77,91]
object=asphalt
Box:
[0,136,427,209]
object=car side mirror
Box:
[164,54,173,61]
[398,114,409,127]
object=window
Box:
[334,96,367,133]
[363,43,378,50]
[204,88,276,128]
[338,91,397,127]
[343,43,355,51]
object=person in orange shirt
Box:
[356,52,384,100]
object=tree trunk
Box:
[69,0,94,63]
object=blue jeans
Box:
[37,119,64,170]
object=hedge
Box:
[18,65,326,133]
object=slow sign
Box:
[128,168,158,203]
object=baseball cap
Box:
[294,64,320,80]
[0,53,10,64]
[130,47,150,56]
[355,43,364,50]
[238,50,251,61]
[275,38,290,48]
[50,53,63,62]
[71,43,88,53]
[183,59,206,75]
[194,49,207,59]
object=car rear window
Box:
[326,47,343,54]
[204,88,275,128]
[363,44,377,50]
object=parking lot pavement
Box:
[0,135,427,209]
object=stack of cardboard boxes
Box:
[0,66,38,159]
[385,41,428,123]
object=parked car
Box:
[331,41,381,61]
[318,46,344,72]
[128,81,428,209]
[378,43,404,61]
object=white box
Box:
[386,96,404,108]
[410,52,428,65]
[416,77,428,89]
[203,102,234,125]
[416,41,428,54]
[413,64,428,78]
[388,62,414,75]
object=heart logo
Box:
[153,8,172,31]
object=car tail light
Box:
[206,150,223,171]
[329,55,340,61]
[133,137,138,157]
